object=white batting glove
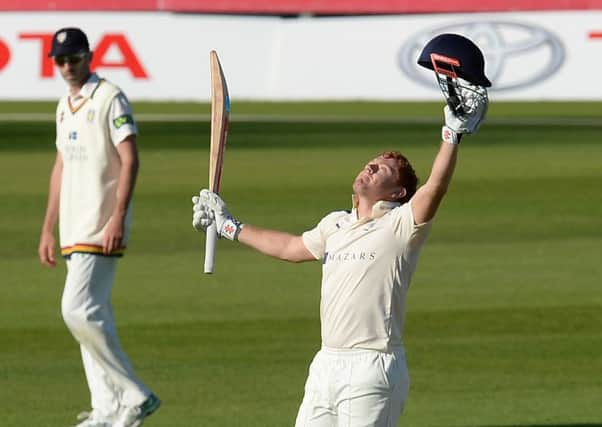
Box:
[442,86,488,144]
[191,189,243,241]
[192,199,215,231]
[441,124,461,145]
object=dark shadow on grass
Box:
[480,424,602,427]
[7,120,600,152]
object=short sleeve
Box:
[389,201,433,250]
[302,211,348,260]
[108,92,138,146]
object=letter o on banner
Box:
[0,38,10,71]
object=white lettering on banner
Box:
[0,12,601,100]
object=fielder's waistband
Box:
[61,243,125,257]
[321,344,404,356]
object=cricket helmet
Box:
[417,33,491,87]
[48,27,90,57]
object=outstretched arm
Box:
[192,190,315,263]
[238,225,314,262]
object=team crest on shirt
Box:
[87,109,95,122]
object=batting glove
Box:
[192,189,243,241]
[442,86,488,144]
[192,200,215,230]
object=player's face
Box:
[54,53,91,88]
[353,156,404,201]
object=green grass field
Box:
[1,102,601,426]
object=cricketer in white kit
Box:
[38,27,160,427]
[192,96,487,424]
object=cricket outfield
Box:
[1,102,601,426]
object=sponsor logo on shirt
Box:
[62,132,86,160]
[323,251,376,264]
[63,144,88,161]
[113,114,134,129]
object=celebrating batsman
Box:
[38,28,160,427]
[192,35,489,426]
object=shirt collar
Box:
[69,73,101,101]
[350,195,401,228]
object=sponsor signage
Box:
[398,21,566,92]
[1,33,147,78]
[0,12,600,100]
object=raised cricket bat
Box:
[204,50,230,274]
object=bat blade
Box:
[204,50,230,274]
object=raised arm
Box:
[411,141,458,224]
[411,95,488,224]
[192,189,314,263]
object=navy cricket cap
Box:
[418,33,491,87]
[48,27,90,57]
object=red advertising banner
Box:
[3,0,602,13]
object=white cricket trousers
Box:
[295,346,409,427]
[62,253,150,418]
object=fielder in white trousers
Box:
[62,253,150,419]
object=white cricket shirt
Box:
[302,201,432,352]
[56,73,138,257]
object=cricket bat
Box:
[204,50,230,274]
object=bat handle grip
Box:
[204,223,218,274]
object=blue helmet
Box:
[418,33,491,87]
